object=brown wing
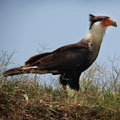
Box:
[25,42,89,72]
[25,52,51,66]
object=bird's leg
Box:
[62,85,69,99]
[59,73,68,95]
[74,90,79,96]
[74,90,79,103]
[62,85,67,94]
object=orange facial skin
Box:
[102,18,115,27]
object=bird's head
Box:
[89,14,117,29]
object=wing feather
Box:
[25,42,89,72]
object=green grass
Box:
[0,52,120,120]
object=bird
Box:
[3,14,117,94]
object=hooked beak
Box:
[112,21,117,27]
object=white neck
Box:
[84,21,107,45]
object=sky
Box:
[0,0,120,69]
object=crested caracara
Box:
[3,14,117,93]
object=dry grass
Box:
[0,52,120,120]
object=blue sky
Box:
[0,0,120,68]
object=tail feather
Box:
[3,66,31,77]
[3,66,59,77]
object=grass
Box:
[0,52,120,120]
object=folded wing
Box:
[25,42,89,74]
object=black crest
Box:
[89,14,109,29]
